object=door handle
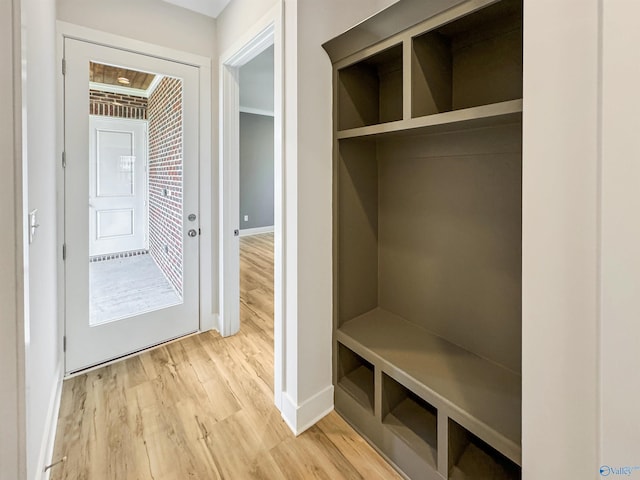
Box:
[187,229,198,237]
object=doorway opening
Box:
[219,8,284,409]
[238,46,275,239]
[88,62,184,325]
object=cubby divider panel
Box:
[412,0,522,118]
[339,44,403,130]
[337,343,375,413]
[448,419,521,480]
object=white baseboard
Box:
[281,384,334,436]
[239,226,274,237]
[39,360,64,480]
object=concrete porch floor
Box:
[89,254,181,325]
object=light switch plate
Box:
[29,209,39,244]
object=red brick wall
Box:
[147,77,183,296]
[89,90,147,119]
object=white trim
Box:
[146,74,163,97]
[89,81,149,98]
[38,362,63,480]
[220,16,275,66]
[239,225,274,237]
[239,106,274,117]
[280,385,334,436]
[56,22,215,348]
[219,61,241,337]
[219,2,285,411]
[88,72,165,99]
[57,21,211,67]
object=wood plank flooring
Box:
[50,233,401,480]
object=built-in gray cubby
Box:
[325,0,523,478]
[337,343,375,414]
[449,419,521,480]
[382,374,438,468]
[412,0,522,118]
[338,44,403,130]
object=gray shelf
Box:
[338,308,521,465]
[336,99,522,139]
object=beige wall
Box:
[216,0,399,428]
[522,0,600,478]
[216,0,277,56]
[57,0,216,58]
[601,0,640,468]
[0,0,26,479]
[293,0,398,402]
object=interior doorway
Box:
[238,46,275,238]
[219,6,284,409]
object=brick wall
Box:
[147,77,183,297]
[89,90,147,119]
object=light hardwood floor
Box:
[50,233,401,480]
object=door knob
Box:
[187,229,198,237]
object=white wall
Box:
[23,0,63,477]
[522,1,600,478]
[0,0,26,478]
[600,0,640,470]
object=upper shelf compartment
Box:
[412,0,522,118]
[338,44,403,130]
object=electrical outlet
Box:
[244,215,249,222]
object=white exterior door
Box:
[64,38,201,373]
[89,116,147,256]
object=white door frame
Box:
[56,22,215,353]
[219,3,284,409]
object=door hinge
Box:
[62,58,66,75]
[198,228,201,236]
[63,336,66,352]
[62,151,66,168]
[62,243,67,260]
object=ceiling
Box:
[161,0,232,18]
[90,62,156,91]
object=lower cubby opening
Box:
[337,343,375,413]
[449,419,521,480]
[382,373,438,467]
